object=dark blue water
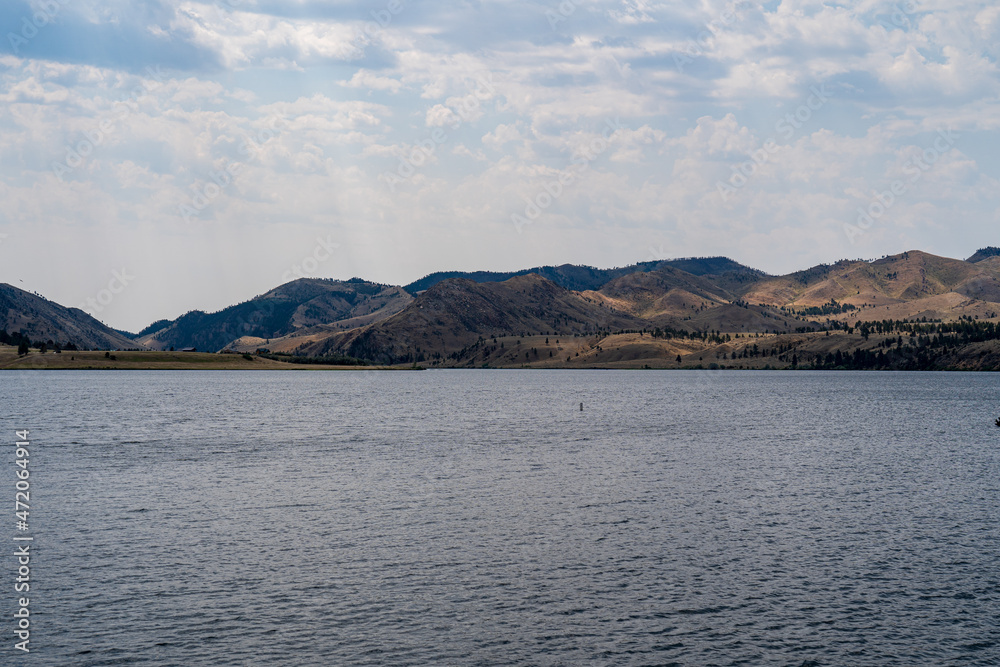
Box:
[2,370,999,665]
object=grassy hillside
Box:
[0,346,401,370]
[137,278,412,352]
[435,319,1000,371]
[293,274,649,364]
[0,284,137,350]
[743,251,1000,312]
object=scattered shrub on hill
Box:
[796,300,857,316]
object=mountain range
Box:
[4,248,1000,369]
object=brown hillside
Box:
[293,274,649,363]
[744,251,1000,313]
[585,267,729,319]
[0,284,138,350]
[137,278,411,352]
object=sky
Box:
[1,0,998,332]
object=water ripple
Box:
[2,370,999,666]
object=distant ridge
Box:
[403,256,762,294]
[135,278,412,352]
[967,247,1000,263]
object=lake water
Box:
[2,370,999,665]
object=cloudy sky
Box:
[1,0,998,331]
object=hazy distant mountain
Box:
[403,256,764,294]
[0,284,138,350]
[137,278,412,352]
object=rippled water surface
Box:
[3,370,999,665]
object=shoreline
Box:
[0,348,418,371]
[2,347,995,372]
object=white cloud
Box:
[172,2,358,69]
[482,123,522,151]
[425,104,458,128]
[343,70,404,94]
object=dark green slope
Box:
[404,257,765,294]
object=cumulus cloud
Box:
[343,69,403,93]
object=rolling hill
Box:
[136,278,412,352]
[0,283,138,350]
[287,273,649,364]
[742,251,1000,321]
